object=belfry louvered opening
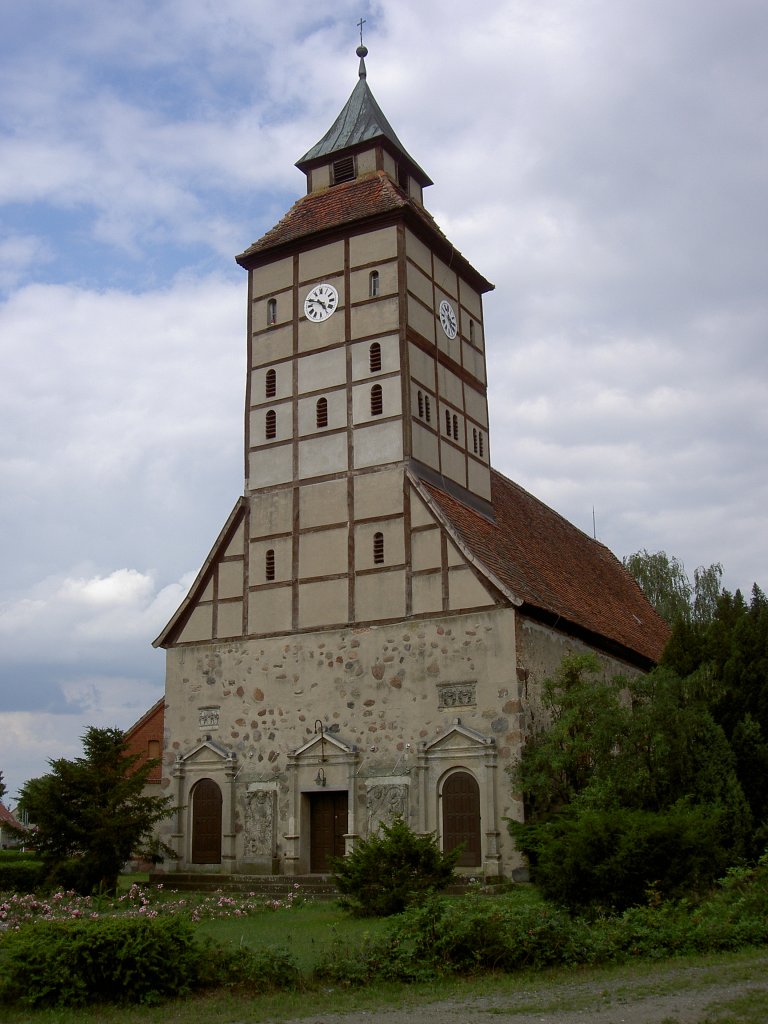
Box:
[373,532,384,564]
[332,156,355,184]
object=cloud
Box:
[1,0,767,801]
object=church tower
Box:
[233,42,494,638]
[154,45,667,880]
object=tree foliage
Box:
[663,583,768,839]
[0,770,6,801]
[509,654,752,911]
[331,816,460,917]
[624,549,723,626]
[17,726,174,895]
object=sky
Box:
[1,0,767,803]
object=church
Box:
[150,44,668,880]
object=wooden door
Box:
[442,771,481,866]
[191,778,222,864]
[310,791,348,872]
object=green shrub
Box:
[0,858,46,893]
[0,914,299,1008]
[317,859,768,984]
[331,817,460,917]
[510,803,738,912]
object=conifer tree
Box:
[18,727,173,895]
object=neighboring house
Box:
[0,802,26,849]
[124,698,164,787]
[149,46,669,879]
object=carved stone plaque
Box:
[245,786,276,857]
[198,706,220,729]
[366,781,408,835]
[437,682,476,708]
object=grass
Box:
[197,901,390,972]
[1,947,766,1024]
[3,878,768,1022]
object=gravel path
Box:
[273,954,768,1024]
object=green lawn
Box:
[197,901,391,972]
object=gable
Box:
[153,499,248,648]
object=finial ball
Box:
[356,44,368,58]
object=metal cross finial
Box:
[357,17,366,47]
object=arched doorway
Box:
[191,778,222,864]
[442,771,481,867]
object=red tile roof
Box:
[236,171,494,293]
[421,468,669,665]
[0,801,25,831]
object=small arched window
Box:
[371,384,383,417]
[469,319,475,344]
[417,390,424,419]
[265,368,276,399]
[316,397,328,429]
[373,532,384,565]
[369,270,380,298]
[369,341,382,373]
[265,549,275,581]
[453,414,459,442]
[267,298,277,325]
[265,409,276,440]
[445,409,452,437]
[473,428,478,454]
[479,432,485,458]
[424,395,431,423]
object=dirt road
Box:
[276,953,768,1024]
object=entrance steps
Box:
[148,871,339,899]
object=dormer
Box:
[295,45,432,205]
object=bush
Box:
[317,857,768,984]
[331,817,460,917]
[0,858,46,893]
[0,915,299,1008]
[510,803,739,913]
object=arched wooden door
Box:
[191,778,222,864]
[442,771,481,867]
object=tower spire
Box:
[356,17,368,78]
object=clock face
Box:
[304,283,339,323]
[439,299,458,339]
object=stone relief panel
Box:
[244,785,277,857]
[437,682,477,709]
[198,706,220,729]
[365,779,408,835]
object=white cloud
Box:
[1,0,767,798]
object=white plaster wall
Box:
[349,225,398,266]
[299,241,344,282]
[350,297,399,338]
[252,326,293,367]
[355,569,406,621]
[353,421,403,469]
[408,295,436,344]
[405,229,432,274]
[250,488,293,537]
[297,433,348,478]
[353,467,404,519]
[434,259,458,300]
[299,527,348,579]
[351,334,399,380]
[407,261,433,307]
[299,478,348,528]
[252,257,293,298]
[298,348,346,393]
[248,445,293,489]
